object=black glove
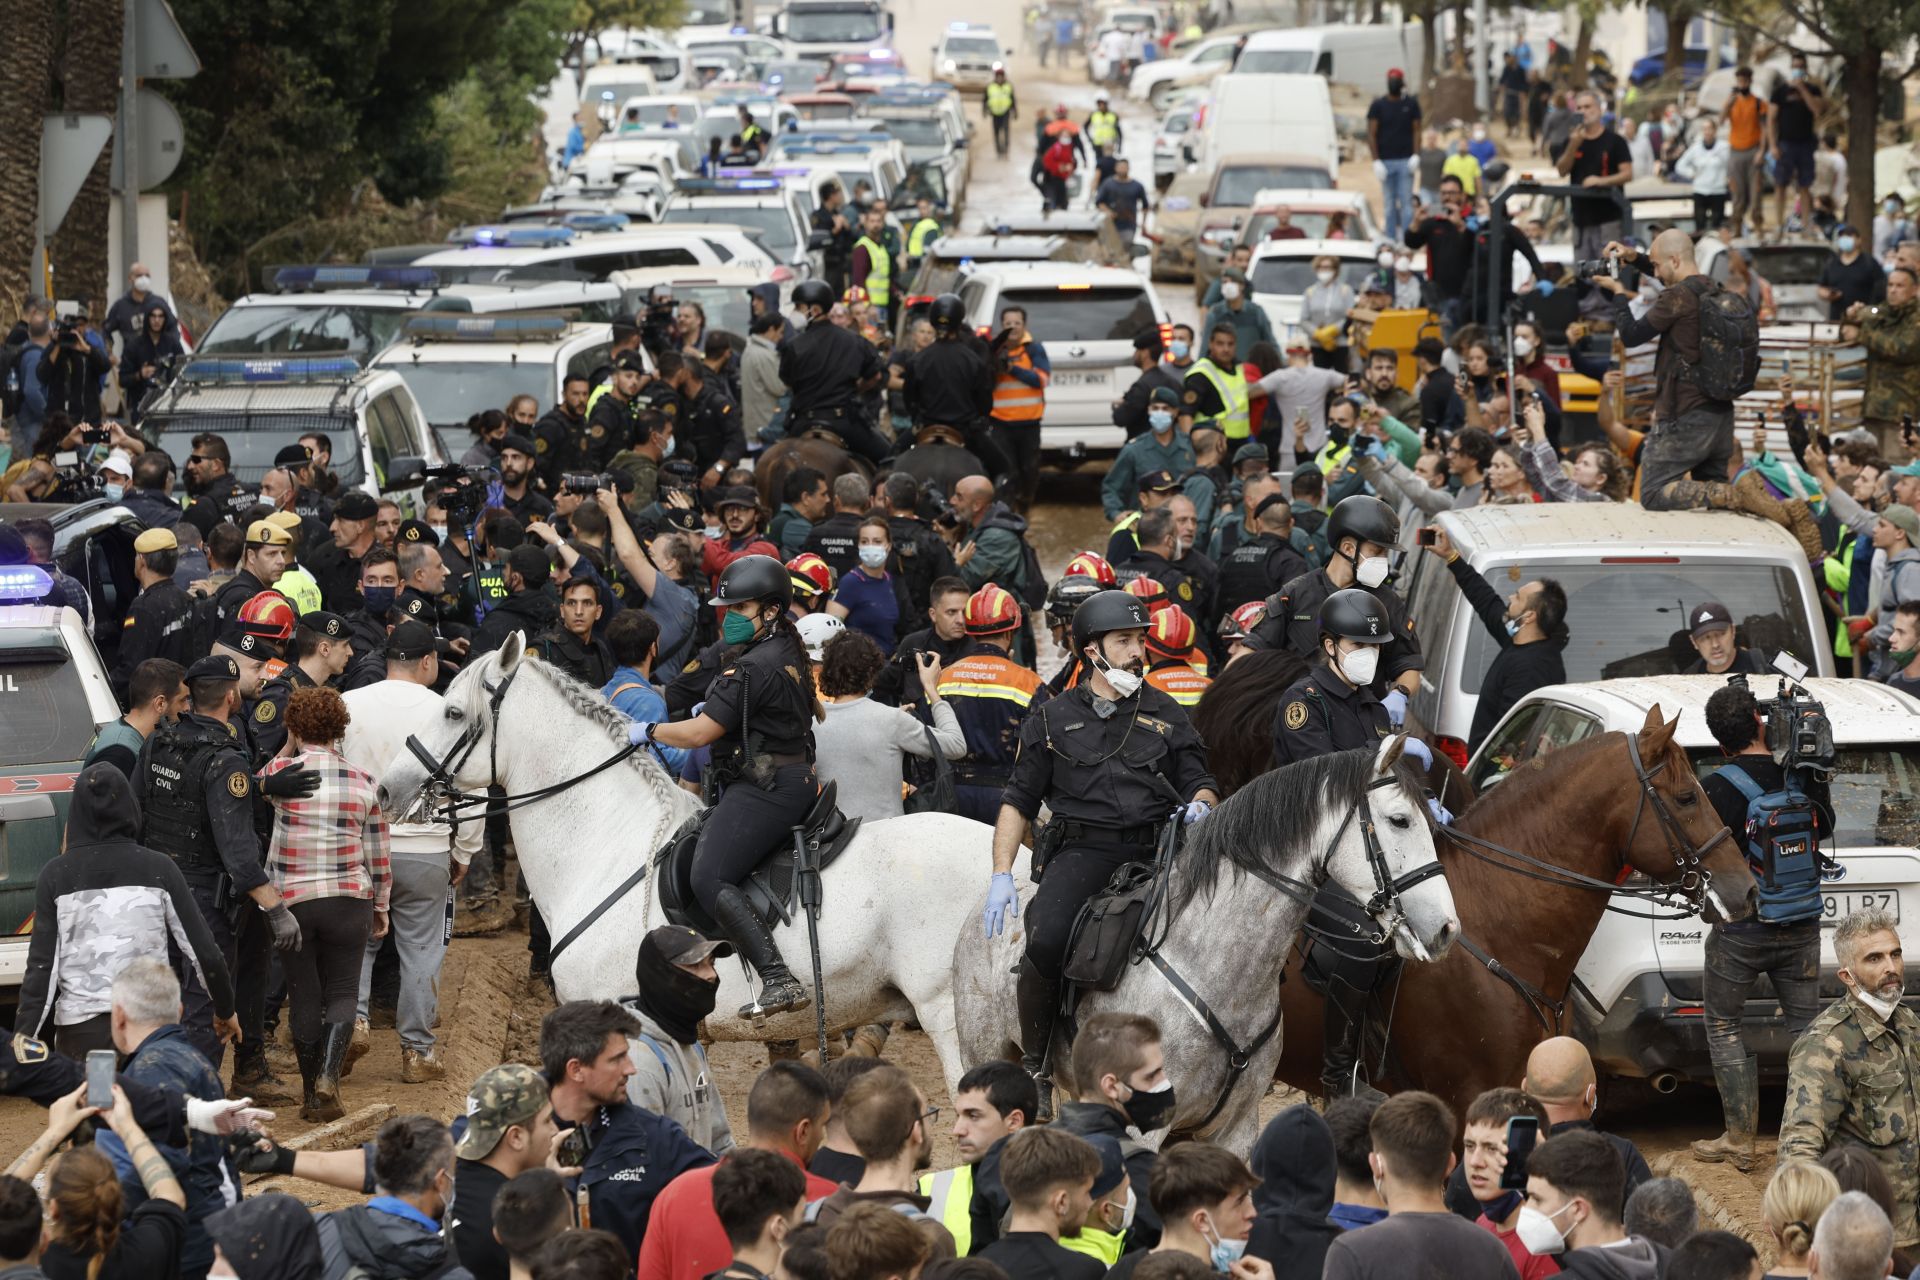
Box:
[259,764,321,799]
[266,903,303,952]
[227,1130,297,1175]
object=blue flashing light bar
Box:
[449,225,576,248]
[676,177,783,193]
[182,356,363,384]
[561,212,631,231]
[0,565,53,602]
[404,313,572,341]
[273,265,439,290]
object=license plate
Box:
[1052,370,1112,390]
[1822,890,1901,924]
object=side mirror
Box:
[382,456,428,493]
[807,230,834,251]
[954,136,967,148]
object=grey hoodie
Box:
[1556,1236,1668,1280]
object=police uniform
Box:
[1114,548,1206,633]
[933,640,1049,822]
[532,404,592,491]
[1253,568,1422,689]
[777,318,891,464]
[135,659,270,1068]
[585,390,641,472]
[903,338,994,428]
[113,577,195,703]
[680,378,745,477]
[1218,531,1310,614]
[1271,660,1391,768]
[251,661,317,762]
[0,1031,187,1139]
[566,1099,715,1258]
[209,570,275,627]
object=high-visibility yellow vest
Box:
[908,217,942,258]
[1088,110,1119,147]
[1188,358,1250,439]
[1110,510,1142,551]
[986,82,1014,116]
[1060,1223,1128,1267]
[854,233,891,305]
[276,564,323,616]
[918,1165,974,1255]
[992,338,1046,423]
[1315,438,1353,475]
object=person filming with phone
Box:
[1420,528,1567,752]
[1459,1089,1556,1280]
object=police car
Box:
[0,567,120,988]
[191,265,443,364]
[769,131,909,206]
[415,225,774,285]
[655,178,818,278]
[929,22,1007,92]
[139,356,450,516]
[371,314,614,437]
[1466,675,1920,1087]
[954,262,1170,456]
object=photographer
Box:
[1690,679,1833,1175]
[640,286,680,358]
[1595,231,1823,561]
[120,304,184,425]
[38,317,112,425]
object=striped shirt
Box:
[262,747,392,907]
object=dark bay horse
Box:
[755,435,870,510]
[1271,706,1761,1120]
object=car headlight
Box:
[943,59,956,72]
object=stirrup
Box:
[741,973,810,1021]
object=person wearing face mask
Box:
[1818,224,1887,322]
[1110,331,1188,446]
[1507,321,1562,406]
[1106,1142,1267,1280]
[1491,1036,1653,1220]
[1367,69,1422,245]
[1299,258,1355,371]
[1768,54,1824,232]
[1203,271,1276,375]
[973,1129,1106,1280]
[642,556,824,1017]
[315,1116,472,1280]
[1105,387,1195,519]
[987,599,1219,1120]
[1421,528,1567,750]
[620,925,736,1156]
[1517,1132,1661,1280]
[1048,1013,1177,1254]
[1165,324,1197,372]
[822,516,911,655]
[1778,907,1920,1245]
[1268,588,1395,770]
[104,263,177,351]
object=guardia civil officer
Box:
[1251,495,1422,719]
[112,527,196,706]
[638,556,823,1017]
[984,590,1219,1111]
[137,653,317,1067]
[253,612,355,759]
[778,279,893,466]
[900,294,1015,479]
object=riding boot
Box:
[307,1021,352,1123]
[1690,1055,1758,1172]
[1319,984,1382,1103]
[709,885,810,1018]
[1015,961,1058,1122]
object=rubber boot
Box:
[1691,1054,1758,1172]
[307,1022,352,1123]
[229,1040,296,1104]
[709,886,809,1018]
[1015,961,1058,1122]
[293,1038,325,1122]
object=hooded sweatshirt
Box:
[207,1195,324,1280]
[1555,1237,1667,1280]
[15,763,234,1036]
[318,1199,473,1280]
[621,932,734,1155]
[1247,1106,1343,1280]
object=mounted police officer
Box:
[638,556,824,1017]
[778,279,893,467]
[900,294,1014,482]
[984,590,1219,1111]
[1691,679,1834,1174]
[1252,495,1423,724]
[136,654,314,1068]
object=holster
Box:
[213,872,241,926]
[1031,819,1066,884]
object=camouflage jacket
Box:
[1779,989,1920,1243]
[1858,297,1920,424]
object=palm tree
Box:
[0,0,56,315]
[49,0,125,309]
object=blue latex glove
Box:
[1400,736,1433,771]
[627,721,655,746]
[983,873,1020,939]
[1381,688,1408,727]
[1427,796,1454,826]
[1535,279,1555,298]
[1184,799,1211,826]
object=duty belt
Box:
[952,762,1010,787]
[761,752,810,768]
[1052,820,1158,846]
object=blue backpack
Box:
[1719,764,1825,925]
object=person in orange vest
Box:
[989,306,1050,514]
[1144,608,1211,707]
[932,585,1049,821]
[1061,549,1117,587]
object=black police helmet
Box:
[792,280,835,311]
[929,293,967,331]
[1044,574,1105,623]
[1070,590,1152,653]
[1326,495,1400,558]
[1319,588,1392,644]
[708,554,793,610]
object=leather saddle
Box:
[795,425,849,449]
[912,423,967,447]
[655,780,864,936]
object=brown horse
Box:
[1271,706,1760,1120]
[754,435,871,510]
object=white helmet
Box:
[796,613,845,663]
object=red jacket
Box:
[636,1153,838,1280]
[701,532,781,619]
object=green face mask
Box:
[1893,648,1919,668]
[722,610,759,644]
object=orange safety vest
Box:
[992,337,1047,424]
[937,651,1045,705]
[1145,661,1211,707]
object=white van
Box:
[1195,74,1338,181]
[1230,24,1426,91]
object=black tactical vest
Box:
[140,718,230,870]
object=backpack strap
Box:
[608,682,647,702]
[1716,761,1763,806]
[633,1030,675,1081]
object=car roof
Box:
[1249,237,1383,261]
[1511,676,1920,748]
[1437,503,1810,558]
[232,291,428,309]
[1215,152,1330,168]
[1249,188,1369,210]
[609,265,772,286]
[373,320,610,362]
[965,262,1151,287]
[930,234,1066,259]
[990,210,1107,234]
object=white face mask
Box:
[1316,269,1336,285]
[1849,975,1905,1020]
[133,274,153,292]
[1336,643,1380,687]
[1515,1203,1574,1255]
[1220,281,1242,301]
[1091,648,1143,698]
[1377,250,1395,268]
[858,544,887,568]
[1512,336,1534,358]
[1355,555,1390,589]
[1394,256,1414,274]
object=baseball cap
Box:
[1388,66,1406,78]
[1687,602,1733,638]
[333,491,379,521]
[499,433,537,459]
[1890,461,1920,479]
[245,519,294,547]
[646,924,733,964]
[273,444,313,469]
[1138,469,1181,494]
[455,1064,550,1160]
[615,351,649,374]
[1882,503,1920,542]
[133,527,177,554]
[186,653,241,683]
[713,485,758,510]
[506,544,552,591]
[387,618,438,661]
[1084,1133,1127,1199]
[100,450,134,478]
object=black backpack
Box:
[1681,277,1760,402]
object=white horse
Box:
[378,634,1005,1091]
[952,738,1459,1155]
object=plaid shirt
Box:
[263,747,391,908]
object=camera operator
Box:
[1690,678,1833,1175]
[38,314,111,425]
[1594,231,1823,560]
[641,287,679,358]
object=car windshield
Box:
[152,420,365,486]
[1249,257,1377,295]
[661,204,795,254]
[1213,165,1331,206]
[1161,114,1193,135]
[0,641,94,767]
[1000,287,1155,342]
[1234,49,1315,73]
[683,0,732,22]
[1692,747,1920,851]
[621,102,693,127]
[945,37,1001,56]
[873,117,947,147]
[787,9,885,41]
[795,99,855,119]
[197,305,414,358]
[835,56,904,77]
[647,285,754,336]
[766,61,830,88]
[590,80,658,110]
[1242,210,1356,241]
[1459,561,1818,692]
[384,362,554,429]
